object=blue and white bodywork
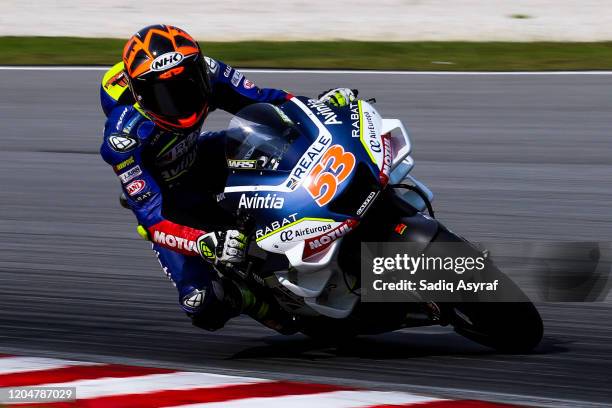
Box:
[216,96,432,318]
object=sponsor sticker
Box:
[307,99,342,125]
[118,165,142,184]
[227,159,257,169]
[105,70,128,89]
[134,191,153,202]
[126,179,146,196]
[115,107,129,131]
[394,223,408,235]
[151,52,184,71]
[243,79,255,89]
[364,111,380,153]
[303,219,358,258]
[153,230,197,253]
[204,56,218,74]
[160,149,197,181]
[114,156,135,171]
[280,224,332,242]
[356,190,379,216]
[238,193,284,209]
[123,114,141,135]
[350,102,360,138]
[284,133,332,190]
[256,213,298,240]
[380,133,392,185]
[109,134,138,152]
[223,65,232,78]
[231,70,244,87]
[156,131,197,165]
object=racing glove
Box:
[318,88,358,107]
[197,230,248,264]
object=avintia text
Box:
[239,193,285,209]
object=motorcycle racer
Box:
[100,24,355,331]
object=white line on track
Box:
[0,350,607,408]
[169,390,442,408]
[0,356,100,375]
[0,66,612,75]
[25,371,270,400]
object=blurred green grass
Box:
[1,37,611,70]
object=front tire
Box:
[434,228,544,353]
[448,300,543,353]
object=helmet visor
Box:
[131,58,211,120]
[141,79,205,118]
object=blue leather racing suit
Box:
[100,57,291,329]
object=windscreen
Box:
[225,103,310,172]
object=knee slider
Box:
[180,281,225,313]
[181,288,209,314]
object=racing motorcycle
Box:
[213,97,543,353]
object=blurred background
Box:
[2,0,612,41]
[1,1,611,406]
[1,0,612,69]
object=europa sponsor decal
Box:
[126,179,146,196]
[303,219,358,259]
[153,230,197,253]
[280,223,332,242]
[238,193,284,209]
[151,52,184,71]
[119,165,142,184]
[364,110,380,153]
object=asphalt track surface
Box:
[1,69,611,406]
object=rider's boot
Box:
[223,279,299,335]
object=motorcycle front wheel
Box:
[433,228,544,353]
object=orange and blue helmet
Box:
[122,24,211,131]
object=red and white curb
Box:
[0,354,519,407]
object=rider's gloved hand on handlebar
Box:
[197,230,248,264]
[318,88,358,107]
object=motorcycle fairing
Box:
[217,97,427,317]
